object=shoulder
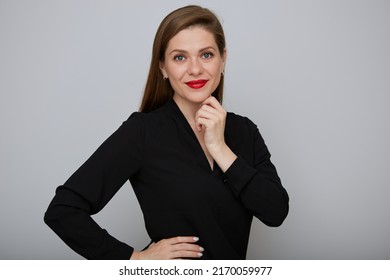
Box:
[225,112,265,154]
[124,104,167,125]
[225,112,268,154]
[226,112,258,134]
[122,104,172,141]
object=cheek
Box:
[166,62,185,75]
[208,62,223,76]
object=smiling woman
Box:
[44,5,289,260]
[161,27,226,106]
[140,5,227,113]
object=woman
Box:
[44,5,289,260]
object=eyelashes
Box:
[173,52,214,62]
[174,55,185,61]
[202,52,213,59]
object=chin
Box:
[174,87,213,105]
[188,94,212,104]
[186,89,213,103]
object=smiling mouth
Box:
[185,79,208,89]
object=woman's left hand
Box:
[195,96,227,153]
[195,97,237,172]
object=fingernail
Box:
[199,247,204,252]
[198,252,203,257]
[193,237,199,241]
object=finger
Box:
[202,96,219,106]
[196,109,218,122]
[198,103,226,122]
[202,96,225,112]
[167,236,199,245]
[172,243,204,253]
[197,107,223,124]
[199,103,218,114]
[171,250,203,259]
[196,105,224,123]
[195,117,214,130]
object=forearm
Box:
[130,251,140,260]
[222,156,289,226]
[44,189,134,259]
[208,143,237,173]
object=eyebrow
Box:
[168,46,216,55]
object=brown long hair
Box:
[139,5,226,113]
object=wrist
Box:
[209,144,237,172]
[130,250,141,260]
[207,141,227,156]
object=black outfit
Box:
[44,99,289,260]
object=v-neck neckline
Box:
[166,99,215,172]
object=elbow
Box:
[267,205,289,227]
[268,187,290,227]
[44,202,66,230]
[44,205,57,229]
[262,199,289,227]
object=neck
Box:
[173,95,201,124]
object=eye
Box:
[174,55,185,62]
[202,52,213,59]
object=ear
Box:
[221,48,227,71]
[159,61,168,78]
[222,48,227,62]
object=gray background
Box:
[1,0,389,259]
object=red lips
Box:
[185,79,208,89]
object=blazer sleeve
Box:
[222,118,289,227]
[44,112,144,259]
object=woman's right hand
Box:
[130,236,204,260]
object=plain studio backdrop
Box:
[1,0,389,259]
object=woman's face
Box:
[160,26,226,105]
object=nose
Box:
[187,58,202,76]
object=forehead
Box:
[166,26,217,52]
